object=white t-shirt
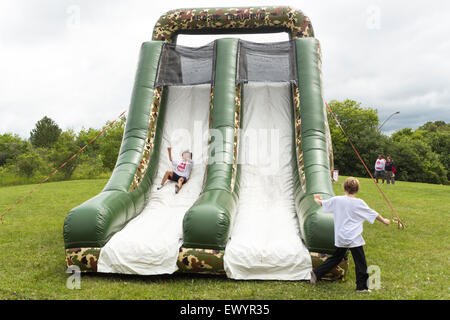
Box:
[172,160,193,179]
[322,195,379,248]
[375,158,386,171]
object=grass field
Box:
[0,176,448,300]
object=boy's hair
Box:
[182,150,192,159]
[343,177,359,194]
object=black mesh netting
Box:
[155,42,215,86]
[156,40,297,86]
[237,40,297,84]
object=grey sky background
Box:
[1,0,449,138]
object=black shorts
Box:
[169,172,188,184]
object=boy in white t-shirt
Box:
[374,154,386,184]
[157,147,193,194]
[310,177,390,292]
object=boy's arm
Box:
[376,214,390,226]
[168,147,173,162]
[313,194,323,206]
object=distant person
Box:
[310,177,391,292]
[391,158,397,178]
[385,156,396,185]
[374,154,386,184]
[157,147,193,194]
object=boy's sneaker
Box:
[309,271,317,285]
[175,185,180,194]
[356,289,372,293]
[157,184,164,190]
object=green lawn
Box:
[0,177,448,300]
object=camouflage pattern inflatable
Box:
[63,7,345,281]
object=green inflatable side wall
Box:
[182,38,240,250]
[293,38,335,254]
[63,41,165,249]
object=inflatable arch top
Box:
[152,7,315,43]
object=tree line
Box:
[0,116,125,186]
[0,100,448,186]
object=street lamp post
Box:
[378,111,400,132]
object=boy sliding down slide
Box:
[310,177,391,292]
[157,147,193,194]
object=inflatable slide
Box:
[64,7,348,280]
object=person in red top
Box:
[385,156,396,185]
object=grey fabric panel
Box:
[237,40,297,84]
[155,42,215,86]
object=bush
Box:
[72,154,109,180]
[17,150,43,178]
[49,130,81,180]
[99,118,125,171]
[390,136,448,184]
[0,133,31,166]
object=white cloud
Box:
[0,0,449,138]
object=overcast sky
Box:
[1,0,449,138]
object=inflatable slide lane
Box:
[63,7,348,281]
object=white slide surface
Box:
[98,85,210,275]
[224,82,312,280]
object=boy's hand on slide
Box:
[313,194,322,206]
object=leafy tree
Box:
[417,121,450,181]
[17,150,42,177]
[418,121,450,132]
[0,133,31,166]
[77,127,101,148]
[49,130,81,179]
[99,118,126,171]
[327,99,380,176]
[389,136,447,184]
[391,123,449,182]
[76,127,101,158]
[391,128,415,141]
[327,99,379,134]
[30,116,62,148]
